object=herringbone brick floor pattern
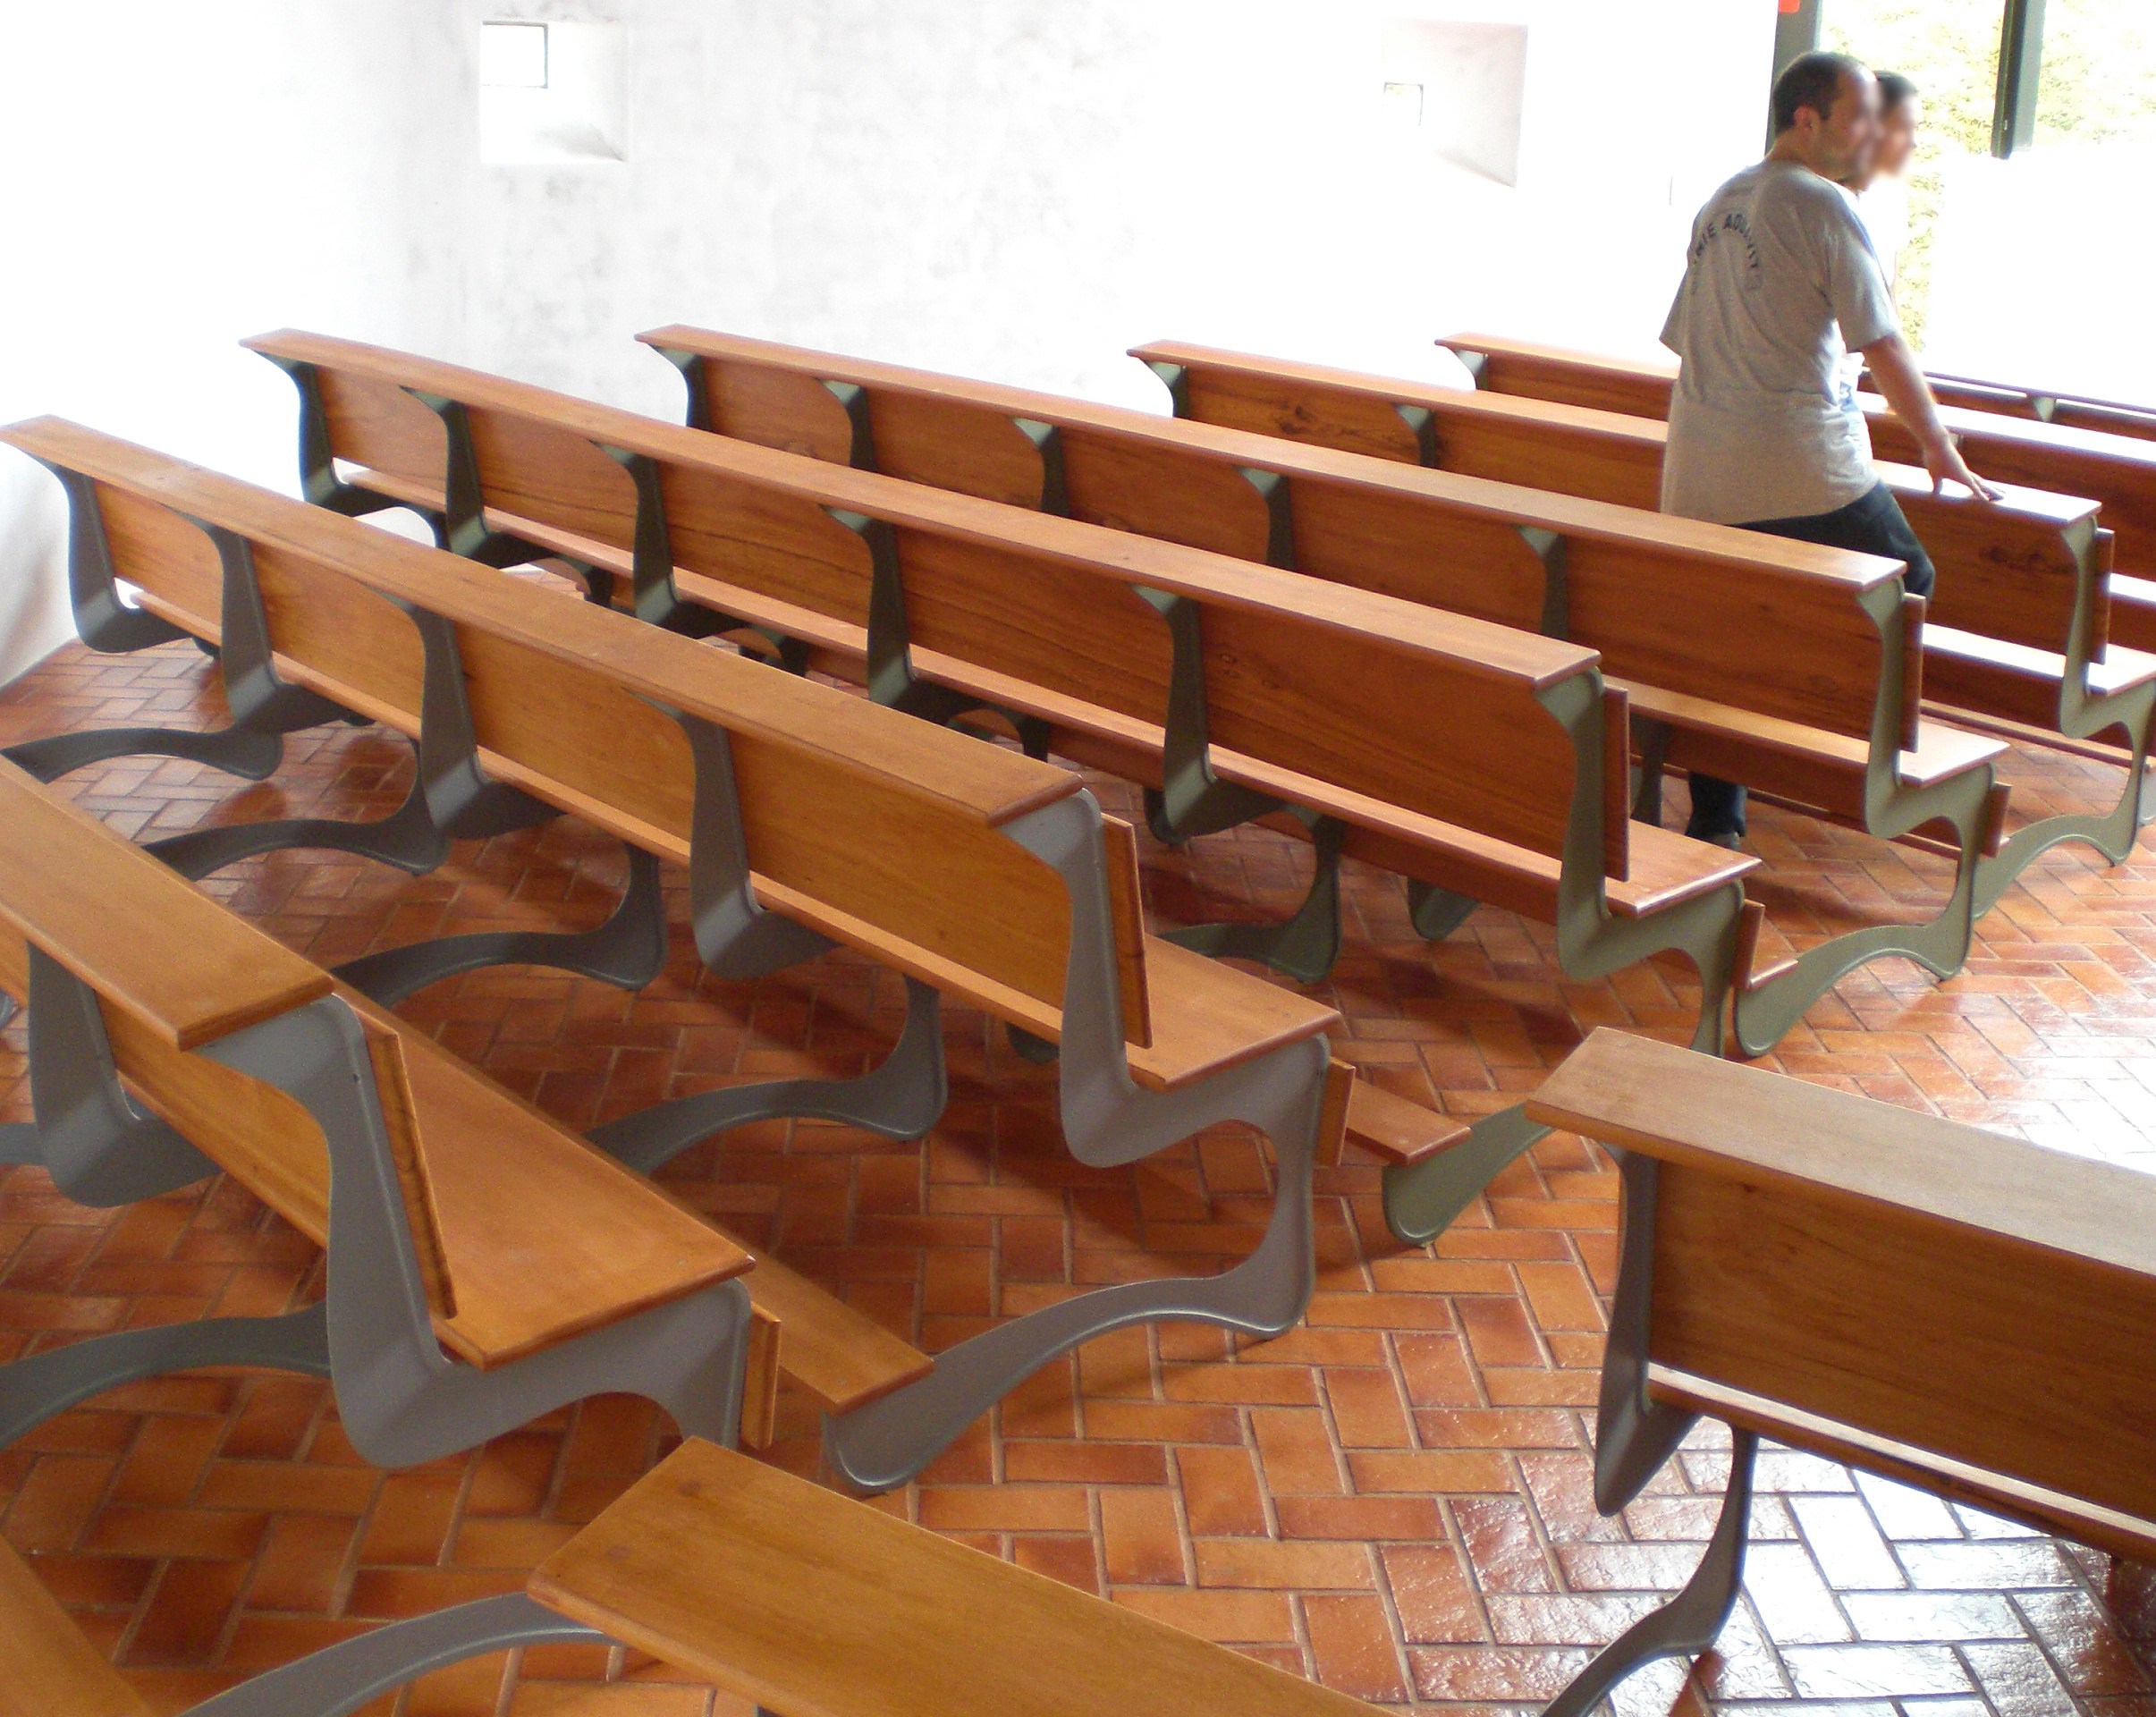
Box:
[2,632,2154,1717]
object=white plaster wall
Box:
[0,1,436,682]
[0,0,1778,684]
[410,0,1779,414]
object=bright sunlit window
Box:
[480,21,549,90]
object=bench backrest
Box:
[239,334,1628,886]
[1526,1029,2156,1554]
[1443,330,2156,444]
[2,417,1154,1053]
[1434,331,2156,587]
[642,326,1912,751]
[1137,340,2106,669]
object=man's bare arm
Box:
[1861,333,2003,501]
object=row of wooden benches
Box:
[4,343,2152,1710]
[19,322,2150,1235]
[277,321,2147,1053]
[12,1029,2154,1717]
[0,441,1357,1495]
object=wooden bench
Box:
[0,751,761,1472]
[1522,1028,2156,1717]
[235,331,1757,1245]
[1,419,1350,1487]
[1436,329,2156,648]
[1137,339,2156,935]
[529,1437,1385,1717]
[0,1527,604,1717]
[635,325,2005,1060]
[1442,327,2156,444]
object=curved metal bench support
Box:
[589,976,944,1175]
[824,790,1331,1493]
[187,1593,605,1717]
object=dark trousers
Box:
[1686,481,1936,840]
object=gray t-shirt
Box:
[1659,159,1899,524]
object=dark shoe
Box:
[1690,829,1745,851]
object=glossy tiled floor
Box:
[2,630,2154,1717]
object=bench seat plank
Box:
[698,1220,932,1412]
[0,765,329,1051]
[532,1439,1380,1717]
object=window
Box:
[479,21,548,90]
[2032,0,2156,147]
[478,20,625,165]
[1817,0,2001,343]
[1780,0,2156,381]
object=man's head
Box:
[1769,51,1880,182]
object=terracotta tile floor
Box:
[3,631,2155,1717]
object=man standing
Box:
[1660,50,1996,848]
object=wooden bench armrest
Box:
[530,1440,1377,1717]
[0,757,330,1050]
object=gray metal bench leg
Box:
[203,999,755,1468]
[10,946,223,1207]
[1542,1428,1758,1717]
[3,723,285,784]
[334,846,670,1007]
[823,1033,1325,1494]
[0,1303,329,1449]
[185,1593,605,1717]
[1381,1101,1549,1246]
[147,762,450,881]
[1732,771,1992,1058]
[588,977,944,1174]
[1972,733,2156,922]
[1164,814,1346,984]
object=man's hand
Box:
[1920,430,2003,501]
[1861,332,2003,503]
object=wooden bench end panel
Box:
[1648,1159,2156,1527]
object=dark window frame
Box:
[1769,0,2047,158]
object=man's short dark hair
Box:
[1877,71,1917,113]
[1771,50,1868,134]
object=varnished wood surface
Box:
[1,417,1078,832]
[532,1439,1384,1717]
[1524,1028,2156,1283]
[1646,1158,2156,1527]
[1527,1028,2156,1542]
[231,348,1727,933]
[0,765,751,1372]
[1653,1368,2156,1565]
[236,334,1603,693]
[698,1222,932,1414]
[0,1537,153,1717]
[1342,1081,1472,1164]
[0,757,329,1051]
[654,324,1900,588]
[1431,330,2156,588]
